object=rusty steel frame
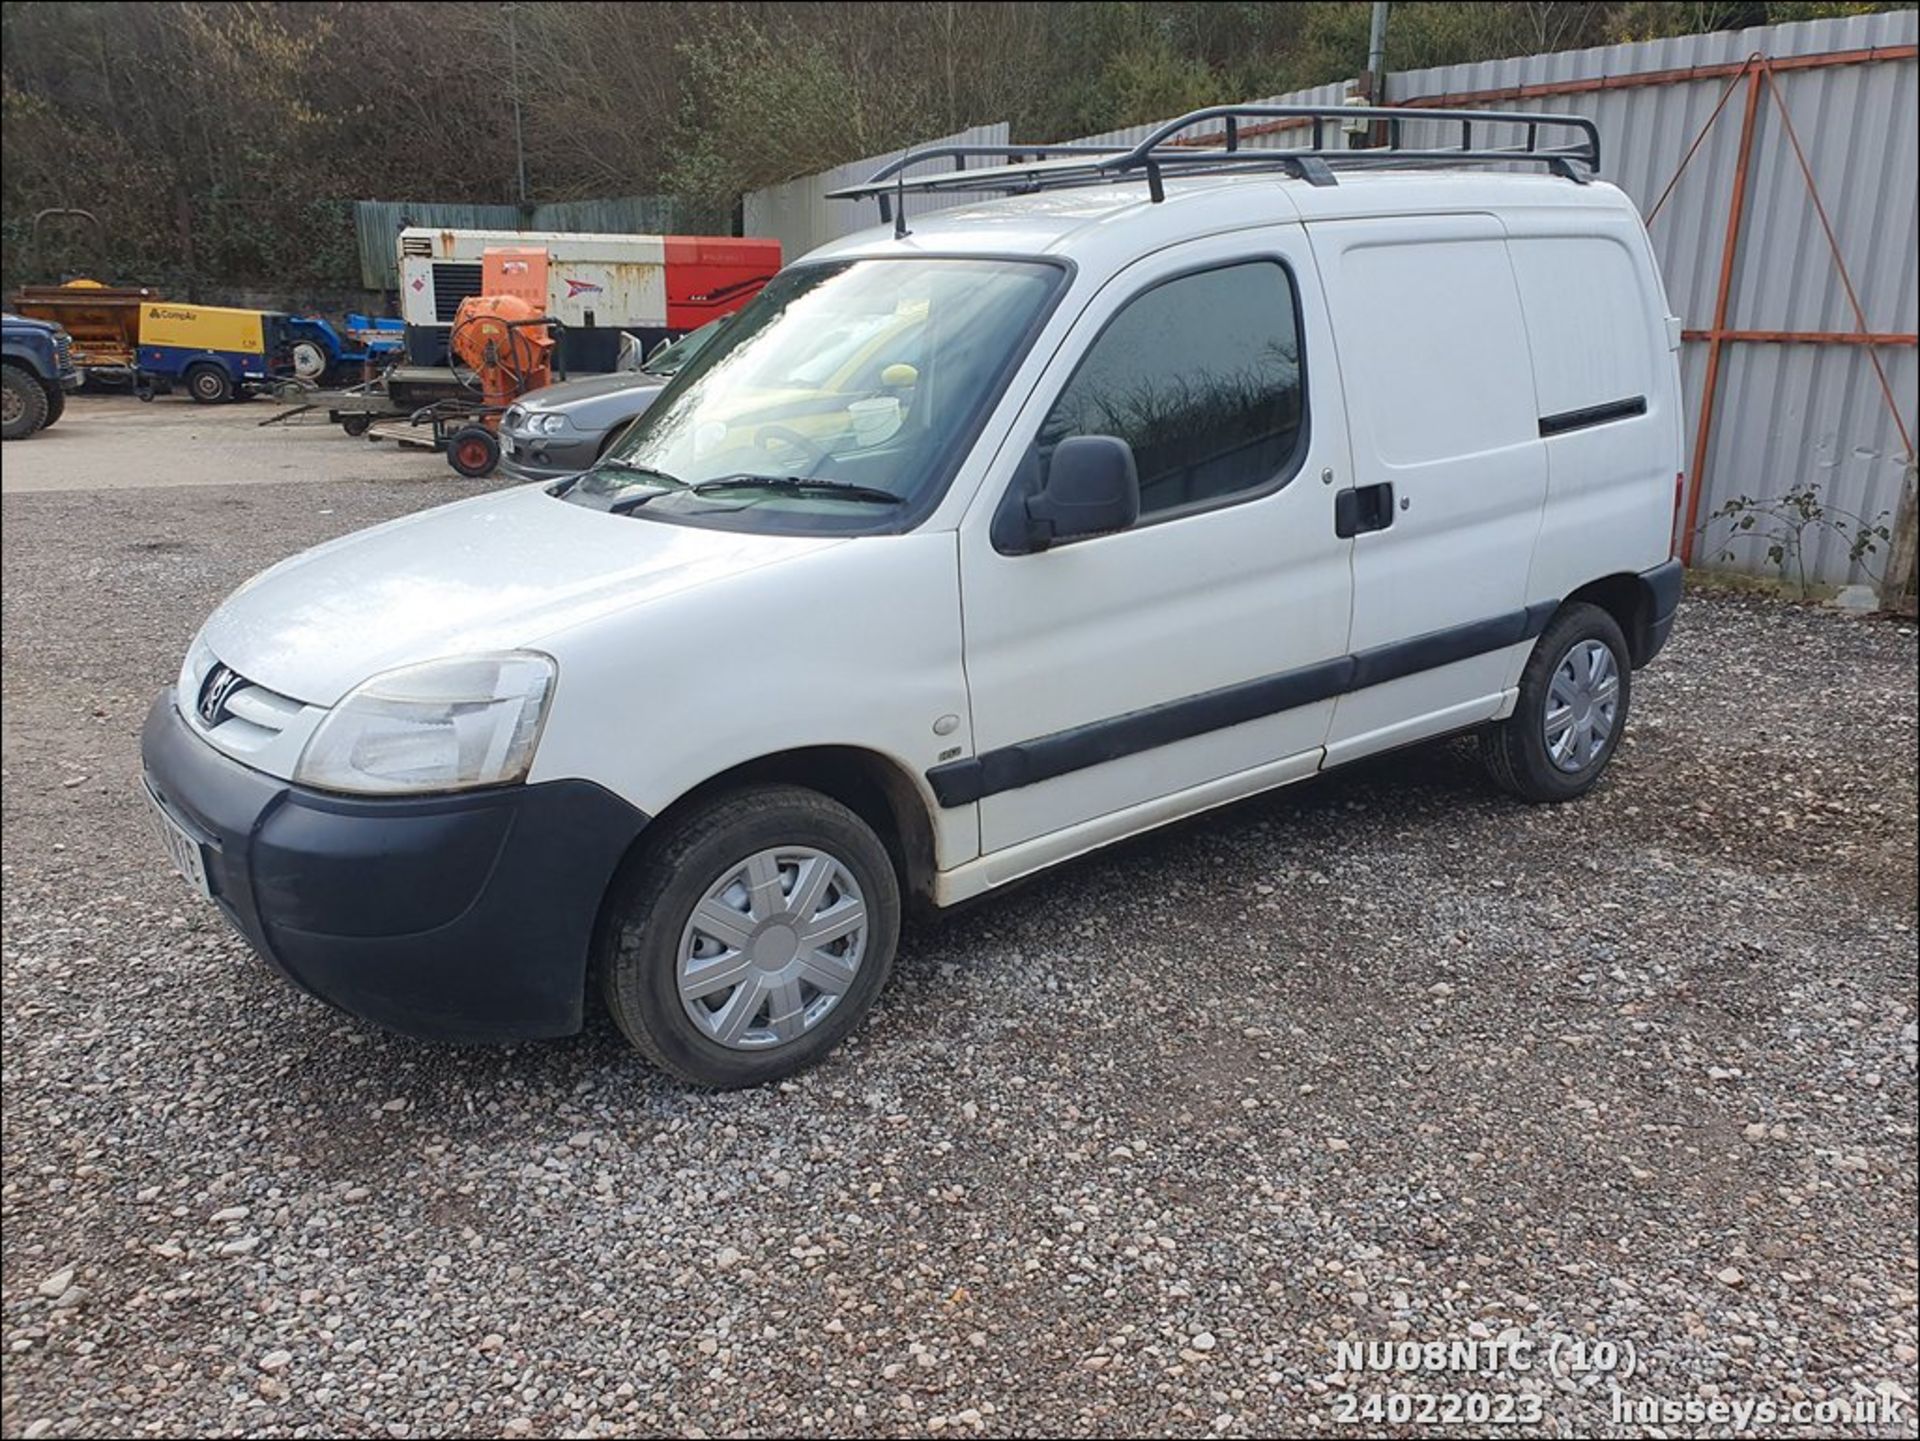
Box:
[1163,43,1916,149]
[1759,59,1917,466]
[1660,52,1918,563]
[1680,58,1768,563]
[1681,329,1917,346]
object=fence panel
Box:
[1063,79,1356,151]
[1389,10,1918,589]
[743,124,1011,263]
[353,195,682,290]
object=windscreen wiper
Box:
[688,475,903,505]
[595,458,687,513]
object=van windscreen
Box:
[567,257,1063,532]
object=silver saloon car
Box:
[498,319,724,482]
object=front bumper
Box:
[59,369,83,392]
[140,692,649,1041]
[499,428,602,483]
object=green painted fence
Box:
[353,195,682,290]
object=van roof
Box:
[811,169,1642,270]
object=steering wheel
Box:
[755,424,830,473]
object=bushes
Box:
[2,0,1905,294]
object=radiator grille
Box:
[431,262,484,323]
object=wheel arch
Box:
[3,348,50,377]
[623,745,939,907]
[1562,565,1678,668]
[184,357,237,394]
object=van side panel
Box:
[526,531,981,872]
[138,304,268,356]
[138,345,261,383]
[1505,219,1681,619]
[1310,217,1548,758]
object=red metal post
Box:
[1680,58,1764,565]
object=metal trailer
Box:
[260,366,469,436]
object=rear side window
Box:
[1505,235,1657,420]
[1038,261,1305,518]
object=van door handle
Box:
[1334,482,1394,538]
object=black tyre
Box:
[43,384,66,427]
[598,785,901,1088]
[2,364,49,439]
[185,362,233,404]
[341,413,373,437]
[447,424,500,477]
[1481,601,1631,803]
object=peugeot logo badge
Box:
[197,664,244,728]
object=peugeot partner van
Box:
[141,107,1684,1088]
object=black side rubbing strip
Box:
[1538,395,1647,437]
[927,602,1563,808]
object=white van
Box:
[142,108,1684,1087]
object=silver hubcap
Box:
[677,846,867,1050]
[2,386,22,424]
[1544,638,1620,772]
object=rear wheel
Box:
[598,785,901,1088]
[447,424,500,477]
[2,365,49,439]
[341,413,373,437]
[290,340,328,383]
[186,362,233,404]
[1481,602,1631,803]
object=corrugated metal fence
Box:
[1389,10,1917,595]
[1064,79,1357,152]
[746,11,1917,593]
[742,124,1010,262]
[353,195,679,290]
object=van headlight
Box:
[534,412,570,435]
[294,653,556,795]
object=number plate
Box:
[499,433,516,456]
[144,783,211,900]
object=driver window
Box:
[1038,261,1305,518]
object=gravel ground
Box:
[0,393,439,495]
[2,470,1916,1439]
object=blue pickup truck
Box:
[3,312,82,439]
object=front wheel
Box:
[43,384,66,427]
[598,786,901,1088]
[1481,602,1632,803]
[2,364,50,439]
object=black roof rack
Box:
[829,104,1602,235]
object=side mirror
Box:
[1023,435,1140,549]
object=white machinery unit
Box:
[399,229,661,332]
[395,227,781,370]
